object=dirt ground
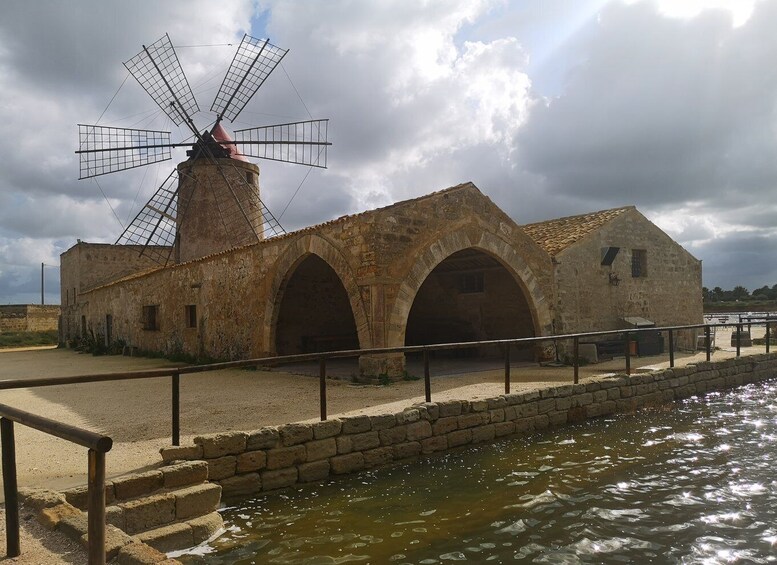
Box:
[0,324,761,562]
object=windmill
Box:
[75,34,330,265]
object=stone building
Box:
[60,180,702,376]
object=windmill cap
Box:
[211,123,249,162]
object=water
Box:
[177,381,777,564]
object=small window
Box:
[600,246,620,266]
[142,305,159,331]
[460,272,485,294]
[631,249,648,278]
[185,305,197,328]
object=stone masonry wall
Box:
[0,305,60,333]
[162,354,777,499]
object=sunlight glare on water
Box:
[177,381,777,564]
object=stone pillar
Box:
[176,159,262,263]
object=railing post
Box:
[573,336,579,385]
[736,323,742,357]
[668,329,674,368]
[319,358,327,421]
[171,371,180,447]
[504,345,511,394]
[705,325,711,361]
[423,349,431,403]
[625,332,631,375]
[767,321,771,354]
[87,449,106,565]
[1,417,20,558]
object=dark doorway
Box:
[275,254,359,355]
[405,249,536,359]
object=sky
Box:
[0,0,775,304]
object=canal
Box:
[177,379,777,563]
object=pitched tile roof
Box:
[521,206,633,257]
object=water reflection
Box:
[177,381,777,564]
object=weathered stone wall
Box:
[70,184,556,373]
[0,305,60,333]
[553,209,702,346]
[162,354,777,498]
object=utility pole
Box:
[41,262,44,305]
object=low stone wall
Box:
[162,354,776,498]
[0,304,60,333]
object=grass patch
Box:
[0,330,59,349]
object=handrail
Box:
[0,404,111,564]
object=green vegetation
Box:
[702,284,777,312]
[0,330,59,349]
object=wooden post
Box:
[319,358,327,421]
[423,349,431,403]
[1,418,20,558]
[625,332,631,375]
[171,372,180,446]
[705,325,711,361]
[87,449,106,565]
[766,322,771,354]
[736,323,742,357]
[504,346,511,394]
[573,336,579,384]
[668,329,674,368]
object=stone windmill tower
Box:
[76,34,330,265]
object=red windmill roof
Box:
[211,122,249,162]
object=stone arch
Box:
[387,228,553,347]
[263,234,371,355]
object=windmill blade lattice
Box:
[234,119,329,168]
[124,34,199,126]
[115,169,179,265]
[210,35,287,123]
[77,124,172,179]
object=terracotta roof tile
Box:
[522,206,633,257]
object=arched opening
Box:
[275,254,359,355]
[405,248,536,360]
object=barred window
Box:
[631,249,648,278]
[142,305,159,331]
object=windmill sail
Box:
[77,124,172,179]
[210,35,287,123]
[234,119,329,168]
[124,34,199,126]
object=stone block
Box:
[503,393,525,405]
[457,413,484,429]
[393,441,422,459]
[298,460,331,482]
[503,406,517,420]
[555,397,571,411]
[515,403,538,418]
[58,511,88,540]
[607,388,621,400]
[207,456,236,481]
[63,483,115,511]
[548,411,567,426]
[341,415,372,434]
[246,427,280,450]
[175,483,222,520]
[351,431,381,451]
[417,402,440,420]
[438,400,463,417]
[336,435,353,454]
[494,421,515,437]
[306,438,337,461]
[38,503,81,530]
[117,541,168,565]
[432,416,458,435]
[19,487,66,511]
[571,393,594,407]
[471,424,496,443]
[406,420,433,440]
[312,420,343,439]
[160,444,202,463]
[80,524,132,561]
[379,426,407,445]
[363,447,394,467]
[489,409,505,423]
[487,397,507,409]
[421,435,448,454]
[236,450,267,473]
[396,409,421,424]
[220,473,261,498]
[446,429,472,447]
[162,461,208,489]
[194,432,247,458]
[120,493,176,534]
[106,505,126,531]
[533,414,549,430]
[266,445,306,470]
[522,391,540,402]
[114,470,164,500]
[262,468,299,490]
[189,512,224,543]
[538,399,556,414]
[470,400,488,412]
[279,423,314,446]
[138,522,193,554]
[330,453,365,475]
[370,414,397,430]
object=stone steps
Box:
[40,460,225,559]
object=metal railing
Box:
[0,322,771,451]
[0,404,112,564]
